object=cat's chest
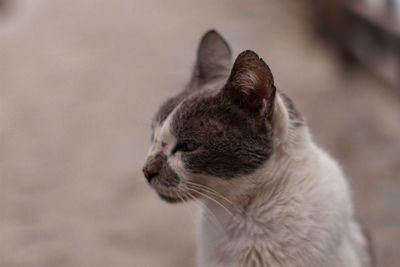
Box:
[197,206,283,267]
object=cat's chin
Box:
[157,192,187,203]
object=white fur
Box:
[149,105,178,156]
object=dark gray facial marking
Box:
[171,93,273,179]
[143,153,180,187]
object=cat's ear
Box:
[194,30,232,83]
[223,50,276,119]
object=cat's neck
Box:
[201,126,316,221]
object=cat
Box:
[142,30,372,267]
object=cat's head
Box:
[143,30,302,203]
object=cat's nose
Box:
[143,154,164,183]
[142,165,159,183]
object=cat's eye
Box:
[173,141,199,153]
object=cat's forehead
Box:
[171,93,266,140]
[153,94,184,128]
[153,80,224,128]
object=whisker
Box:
[184,190,223,230]
[186,187,233,217]
[185,181,237,208]
[185,183,237,213]
[177,192,197,226]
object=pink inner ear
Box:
[224,50,275,112]
[237,68,269,107]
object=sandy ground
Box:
[1,0,400,266]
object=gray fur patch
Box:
[171,93,273,179]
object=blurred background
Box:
[1,0,399,266]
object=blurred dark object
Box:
[312,0,400,89]
[0,0,12,17]
[0,0,8,11]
